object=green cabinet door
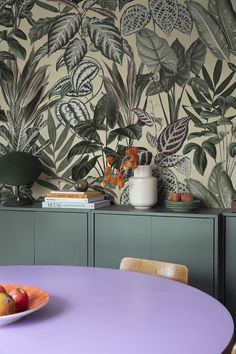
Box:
[35,211,88,266]
[151,216,217,296]
[0,210,34,265]
[94,214,152,268]
[224,214,236,327]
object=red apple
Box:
[9,288,29,312]
[168,193,181,202]
[0,285,6,293]
[0,293,15,316]
[181,193,193,202]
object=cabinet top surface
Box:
[0,202,90,213]
[222,209,236,216]
[0,203,225,217]
[91,205,223,217]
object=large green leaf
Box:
[171,39,190,86]
[88,20,123,64]
[56,134,75,163]
[136,29,177,74]
[35,0,59,13]
[0,51,15,61]
[149,0,178,35]
[68,141,101,159]
[9,28,27,41]
[7,37,26,60]
[75,121,101,143]
[202,66,214,92]
[17,65,48,109]
[208,163,235,207]
[175,3,193,34]
[157,117,190,155]
[47,110,57,146]
[183,142,199,154]
[50,77,75,97]
[94,93,119,129]
[0,9,13,27]
[71,60,99,95]
[40,151,56,168]
[97,0,117,10]
[57,155,73,173]
[226,96,236,110]
[33,43,49,63]
[193,146,207,175]
[16,0,34,18]
[220,81,236,98]
[107,124,142,144]
[120,4,151,36]
[202,140,216,159]
[72,155,99,180]
[185,178,220,207]
[188,77,209,96]
[208,0,236,54]
[48,13,81,55]
[30,17,59,43]
[64,38,87,72]
[215,71,234,95]
[186,38,207,75]
[213,59,222,86]
[57,99,90,129]
[0,61,14,82]
[228,142,236,158]
[187,1,230,61]
[54,124,70,152]
[38,135,54,156]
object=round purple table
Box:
[0,266,234,354]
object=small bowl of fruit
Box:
[0,284,49,325]
[166,193,200,212]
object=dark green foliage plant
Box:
[183,59,236,207]
[0,50,51,156]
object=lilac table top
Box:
[0,266,234,354]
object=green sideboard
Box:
[2,203,236,315]
[91,206,222,298]
[223,211,236,328]
[0,210,34,265]
[0,205,89,266]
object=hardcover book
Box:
[47,190,103,198]
[42,199,110,209]
[44,195,105,203]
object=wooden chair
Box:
[120,257,189,284]
[231,343,236,354]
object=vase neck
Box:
[134,165,152,178]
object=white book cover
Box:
[49,190,100,195]
[42,199,111,209]
[44,195,105,203]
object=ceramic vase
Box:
[129,165,157,209]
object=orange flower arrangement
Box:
[101,147,139,189]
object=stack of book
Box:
[42,190,110,209]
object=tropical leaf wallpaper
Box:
[0,0,236,207]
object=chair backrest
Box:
[120,257,189,284]
[231,343,236,354]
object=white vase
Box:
[129,165,157,209]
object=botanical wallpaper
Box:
[0,0,236,207]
